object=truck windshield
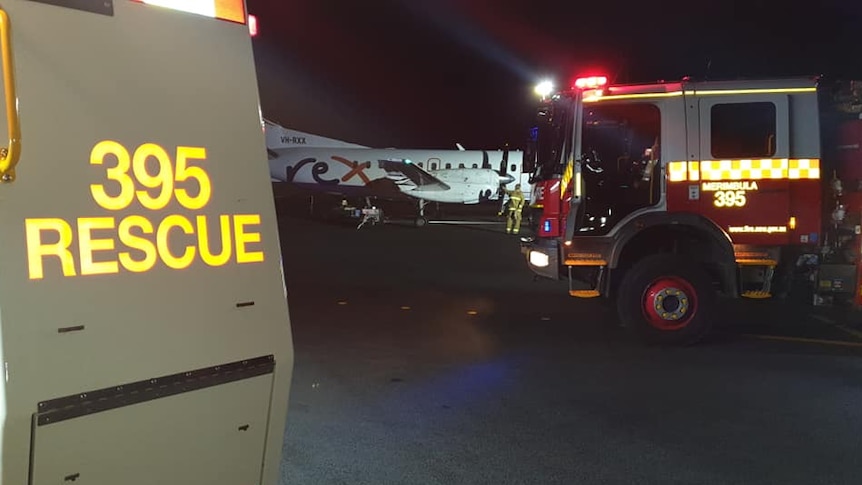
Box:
[530,96,575,182]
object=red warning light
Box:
[248,14,258,36]
[574,76,608,90]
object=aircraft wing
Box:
[378,159,450,191]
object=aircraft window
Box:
[711,102,776,158]
[472,163,478,168]
[510,164,517,172]
[445,163,452,169]
[431,163,438,170]
[458,163,465,168]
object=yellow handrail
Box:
[0,9,20,182]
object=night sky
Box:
[247,0,862,150]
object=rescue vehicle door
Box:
[577,101,662,235]
[0,2,292,485]
[696,93,794,244]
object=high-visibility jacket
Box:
[508,189,525,211]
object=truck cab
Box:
[522,74,862,344]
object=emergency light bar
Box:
[574,76,608,90]
[131,0,246,24]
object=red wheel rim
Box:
[641,276,697,331]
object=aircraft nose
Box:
[499,172,516,185]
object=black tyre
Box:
[616,254,716,345]
[414,216,427,228]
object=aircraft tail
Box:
[264,118,368,149]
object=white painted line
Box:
[808,314,862,340]
[742,334,862,348]
[809,314,836,324]
[426,220,504,225]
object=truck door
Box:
[0,2,292,485]
[696,93,793,245]
[577,101,663,235]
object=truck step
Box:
[742,290,772,299]
[564,259,607,267]
[736,259,777,267]
[569,289,600,298]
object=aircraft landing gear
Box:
[357,196,383,229]
[415,199,428,227]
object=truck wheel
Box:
[616,254,715,345]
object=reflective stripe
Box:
[560,160,573,198]
[585,86,816,103]
[135,0,246,23]
[684,87,817,96]
[668,159,820,182]
[214,0,245,23]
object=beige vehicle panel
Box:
[0,1,293,484]
[31,373,274,485]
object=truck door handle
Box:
[0,8,20,182]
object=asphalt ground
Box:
[275,191,862,485]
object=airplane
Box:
[264,119,367,150]
[264,120,531,226]
[267,146,517,226]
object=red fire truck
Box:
[520,74,862,345]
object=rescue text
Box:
[25,141,265,279]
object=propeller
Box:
[496,150,516,214]
[497,150,515,186]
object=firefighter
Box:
[506,184,525,234]
[497,193,510,216]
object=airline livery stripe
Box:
[668,159,820,182]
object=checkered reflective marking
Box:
[668,159,820,182]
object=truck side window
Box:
[711,102,777,158]
[579,102,662,234]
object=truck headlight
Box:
[529,250,550,268]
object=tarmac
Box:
[275,192,862,485]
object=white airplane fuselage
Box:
[269,147,521,204]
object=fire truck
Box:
[0,1,292,484]
[520,74,862,345]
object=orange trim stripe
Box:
[214,0,246,23]
[133,0,247,24]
